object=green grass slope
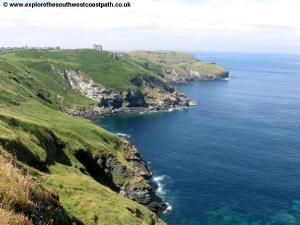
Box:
[0,148,72,225]
[2,49,163,91]
[0,49,227,224]
[129,50,228,80]
[0,51,165,225]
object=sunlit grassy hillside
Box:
[0,50,165,225]
[129,50,227,79]
[0,49,227,224]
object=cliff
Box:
[0,49,228,224]
[129,51,229,83]
[61,69,193,117]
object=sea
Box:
[95,52,300,225]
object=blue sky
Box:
[0,0,299,53]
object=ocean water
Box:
[95,52,300,225]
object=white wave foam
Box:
[223,77,230,81]
[189,100,198,106]
[153,175,166,195]
[152,175,173,213]
[165,202,173,213]
[115,133,131,138]
[153,175,165,183]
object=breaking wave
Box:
[115,132,131,138]
[152,175,173,213]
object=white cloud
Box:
[0,0,299,52]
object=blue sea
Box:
[96,52,300,225]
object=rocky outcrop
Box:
[55,69,191,212]
[162,67,230,84]
[62,70,148,109]
[129,75,193,110]
[125,90,148,107]
[59,69,194,118]
[75,142,167,214]
[122,147,168,212]
[130,75,175,92]
[129,51,230,84]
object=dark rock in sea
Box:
[219,71,229,79]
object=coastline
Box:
[68,105,194,214]
[67,76,230,119]
[92,76,230,220]
[0,49,230,224]
[48,50,231,218]
[68,104,195,119]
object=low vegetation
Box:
[0,49,167,224]
[0,148,70,225]
[129,50,227,80]
[0,209,32,225]
[0,49,226,224]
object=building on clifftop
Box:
[93,44,102,51]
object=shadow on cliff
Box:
[75,149,119,192]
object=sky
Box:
[0,0,300,53]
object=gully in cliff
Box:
[74,136,168,214]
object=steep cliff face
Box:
[130,75,194,109]
[74,139,167,213]
[162,67,229,83]
[61,69,194,117]
[120,144,167,213]
[62,69,147,109]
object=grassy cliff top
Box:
[0,49,226,224]
[129,50,227,78]
[0,49,166,224]
[1,49,161,91]
[1,49,227,92]
[0,147,163,225]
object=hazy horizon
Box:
[2,47,299,55]
[1,0,300,53]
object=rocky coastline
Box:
[57,67,227,215]
[74,136,168,214]
[55,69,193,213]
[58,69,197,119]
[163,69,230,84]
[0,49,230,224]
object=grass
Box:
[0,143,164,225]
[1,49,162,91]
[43,164,163,225]
[0,148,68,225]
[129,50,227,78]
[0,105,163,224]
[0,49,166,224]
[0,209,33,225]
[0,49,226,224]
